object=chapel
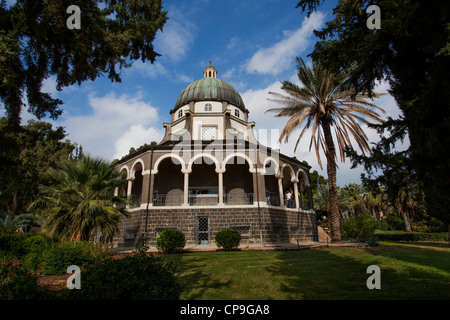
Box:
[113,64,318,247]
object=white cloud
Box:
[114,124,164,160]
[56,91,164,161]
[245,11,325,75]
[130,61,168,79]
[155,18,195,63]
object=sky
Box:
[3,0,408,186]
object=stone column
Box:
[127,179,133,199]
[216,167,225,205]
[182,169,191,206]
[293,179,299,209]
[277,175,284,207]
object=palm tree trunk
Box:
[323,120,341,242]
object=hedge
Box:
[375,231,448,242]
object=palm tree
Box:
[31,156,129,241]
[266,57,385,241]
[342,183,367,216]
[313,183,351,215]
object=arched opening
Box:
[223,156,254,205]
[189,157,218,205]
[298,171,312,210]
[153,157,184,206]
[264,161,280,206]
[281,165,295,208]
[118,168,128,197]
[130,162,143,208]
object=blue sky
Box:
[4,0,407,186]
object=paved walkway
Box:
[113,240,368,254]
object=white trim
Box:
[222,153,256,173]
[296,169,310,187]
[260,156,279,175]
[280,163,295,181]
[118,165,130,179]
[152,153,186,174]
[130,159,145,178]
[187,153,220,171]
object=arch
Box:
[280,163,295,181]
[118,165,130,179]
[223,153,256,173]
[130,159,145,178]
[261,156,279,175]
[296,169,310,187]
[187,153,220,171]
[152,154,186,174]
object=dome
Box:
[173,73,246,112]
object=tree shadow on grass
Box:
[161,252,232,300]
[267,245,450,300]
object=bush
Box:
[156,229,186,254]
[411,218,447,233]
[374,231,448,242]
[64,253,182,300]
[341,211,378,239]
[380,214,405,231]
[24,234,52,253]
[215,228,241,250]
[41,241,107,275]
[0,259,55,300]
[0,234,27,258]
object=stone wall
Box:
[114,207,318,248]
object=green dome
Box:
[174,77,246,111]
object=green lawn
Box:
[161,242,450,300]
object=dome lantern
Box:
[203,61,217,78]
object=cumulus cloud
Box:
[154,16,195,63]
[245,11,325,75]
[130,61,168,79]
[57,91,164,161]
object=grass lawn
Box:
[161,242,450,300]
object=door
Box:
[197,216,209,245]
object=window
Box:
[204,103,212,112]
[234,109,240,118]
[178,109,183,119]
[201,126,216,140]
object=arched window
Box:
[178,109,183,119]
[204,103,212,111]
[234,109,240,118]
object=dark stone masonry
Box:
[114,207,318,248]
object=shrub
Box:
[341,211,378,239]
[41,241,107,275]
[156,229,186,254]
[411,218,447,233]
[0,234,27,258]
[0,259,55,300]
[24,234,52,253]
[64,253,182,300]
[375,231,448,242]
[215,228,241,250]
[382,214,405,231]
